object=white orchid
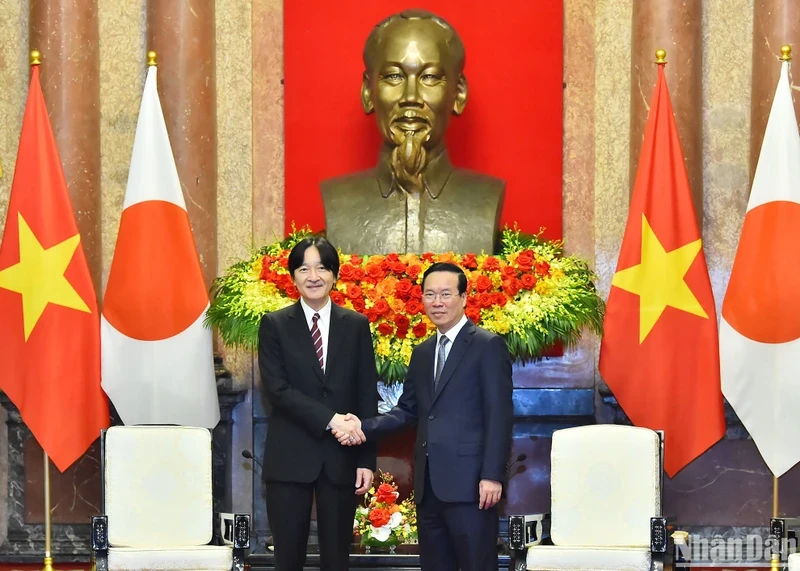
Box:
[370,524,392,542]
[389,511,403,529]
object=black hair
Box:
[421,262,467,295]
[287,237,340,278]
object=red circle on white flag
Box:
[722,200,800,343]
[103,201,208,341]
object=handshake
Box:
[330,413,366,446]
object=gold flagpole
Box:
[42,450,56,571]
[28,48,56,571]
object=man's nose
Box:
[401,76,422,105]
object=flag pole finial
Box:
[30,50,41,67]
[780,45,792,61]
[147,50,157,67]
[655,49,667,65]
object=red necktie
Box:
[310,313,324,370]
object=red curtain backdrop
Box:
[283,0,564,246]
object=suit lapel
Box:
[432,320,476,404]
[324,303,347,383]
[288,301,324,383]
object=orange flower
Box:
[475,275,493,293]
[375,483,397,504]
[482,256,501,271]
[391,298,406,313]
[375,277,398,297]
[368,508,391,528]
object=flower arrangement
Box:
[206,226,604,384]
[353,471,417,547]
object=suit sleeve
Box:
[355,317,379,470]
[479,335,514,485]
[258,313,336,436]
[362,350,419,440]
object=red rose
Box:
[412,322,428,338]
[396,327,408,339]
[373,299,390,315]
[352,267,366,280]
[285,285,300,299]
[475,275,493,293]
[375,483,397,504]
[535,260,551,276]
[369,507,391,528]
[516,250,534,271]
[502,278,522,297]
[521,274,538,290]
[479,293,494,308]
[466,295,481,308]
[365,309,379,323]
[391,261,407,275]
[461,253,478,269]
[380,258,393,271]
[346,284,362,300]
[366,263,385,280]
[494,293,508,307]
[405,300,423,315]
[482,256,500,271]
[501,265,517,279]
[465,307,481,323]
[352,298,366,313]
[386,253,400,262]
[421,252,435,262]
[330,291,346,306]
[395,279,413,299]
[338,264,356,281]
[394,315,410,330]
[377,322,394,336]
[350,254,363,266]
[410,284,423,300]
[407,264,422,280]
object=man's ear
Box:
[453,74,468,115]
[361,72,374,114]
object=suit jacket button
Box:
[422,442,427,447]
[322,390,329,397]
[428,415,434,420]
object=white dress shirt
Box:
[300,297,331,372]
[434,314,469,376]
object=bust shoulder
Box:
[320,169,380,201]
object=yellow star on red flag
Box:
[611,214,707,343]
[0,213,90,340]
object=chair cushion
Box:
[105,426,213,548]
[108,545,233,571]
[526,545,652,571]
[789,552,800,570]
[550,425,660,547]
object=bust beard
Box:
[390,130,431,196]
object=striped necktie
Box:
[310,313,324,370]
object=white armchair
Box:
[90,425,250,571]
[508,425,669,571]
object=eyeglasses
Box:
[422,292,457,302]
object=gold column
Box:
[750,0,800,180]
[630,0,703,221]
[147,0,218,287]
[29,0,102,292]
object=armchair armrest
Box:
[91,515,109,571]
[771,517,800,562]
[217,512,251,571]
[508,514,551,571]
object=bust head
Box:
[361,10,468,192]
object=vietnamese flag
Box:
[0,64,109,472]
[598,64,725,477]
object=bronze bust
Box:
[321,10,505,254]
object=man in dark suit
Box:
[258,237,378,571]
[334,262,514,571]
